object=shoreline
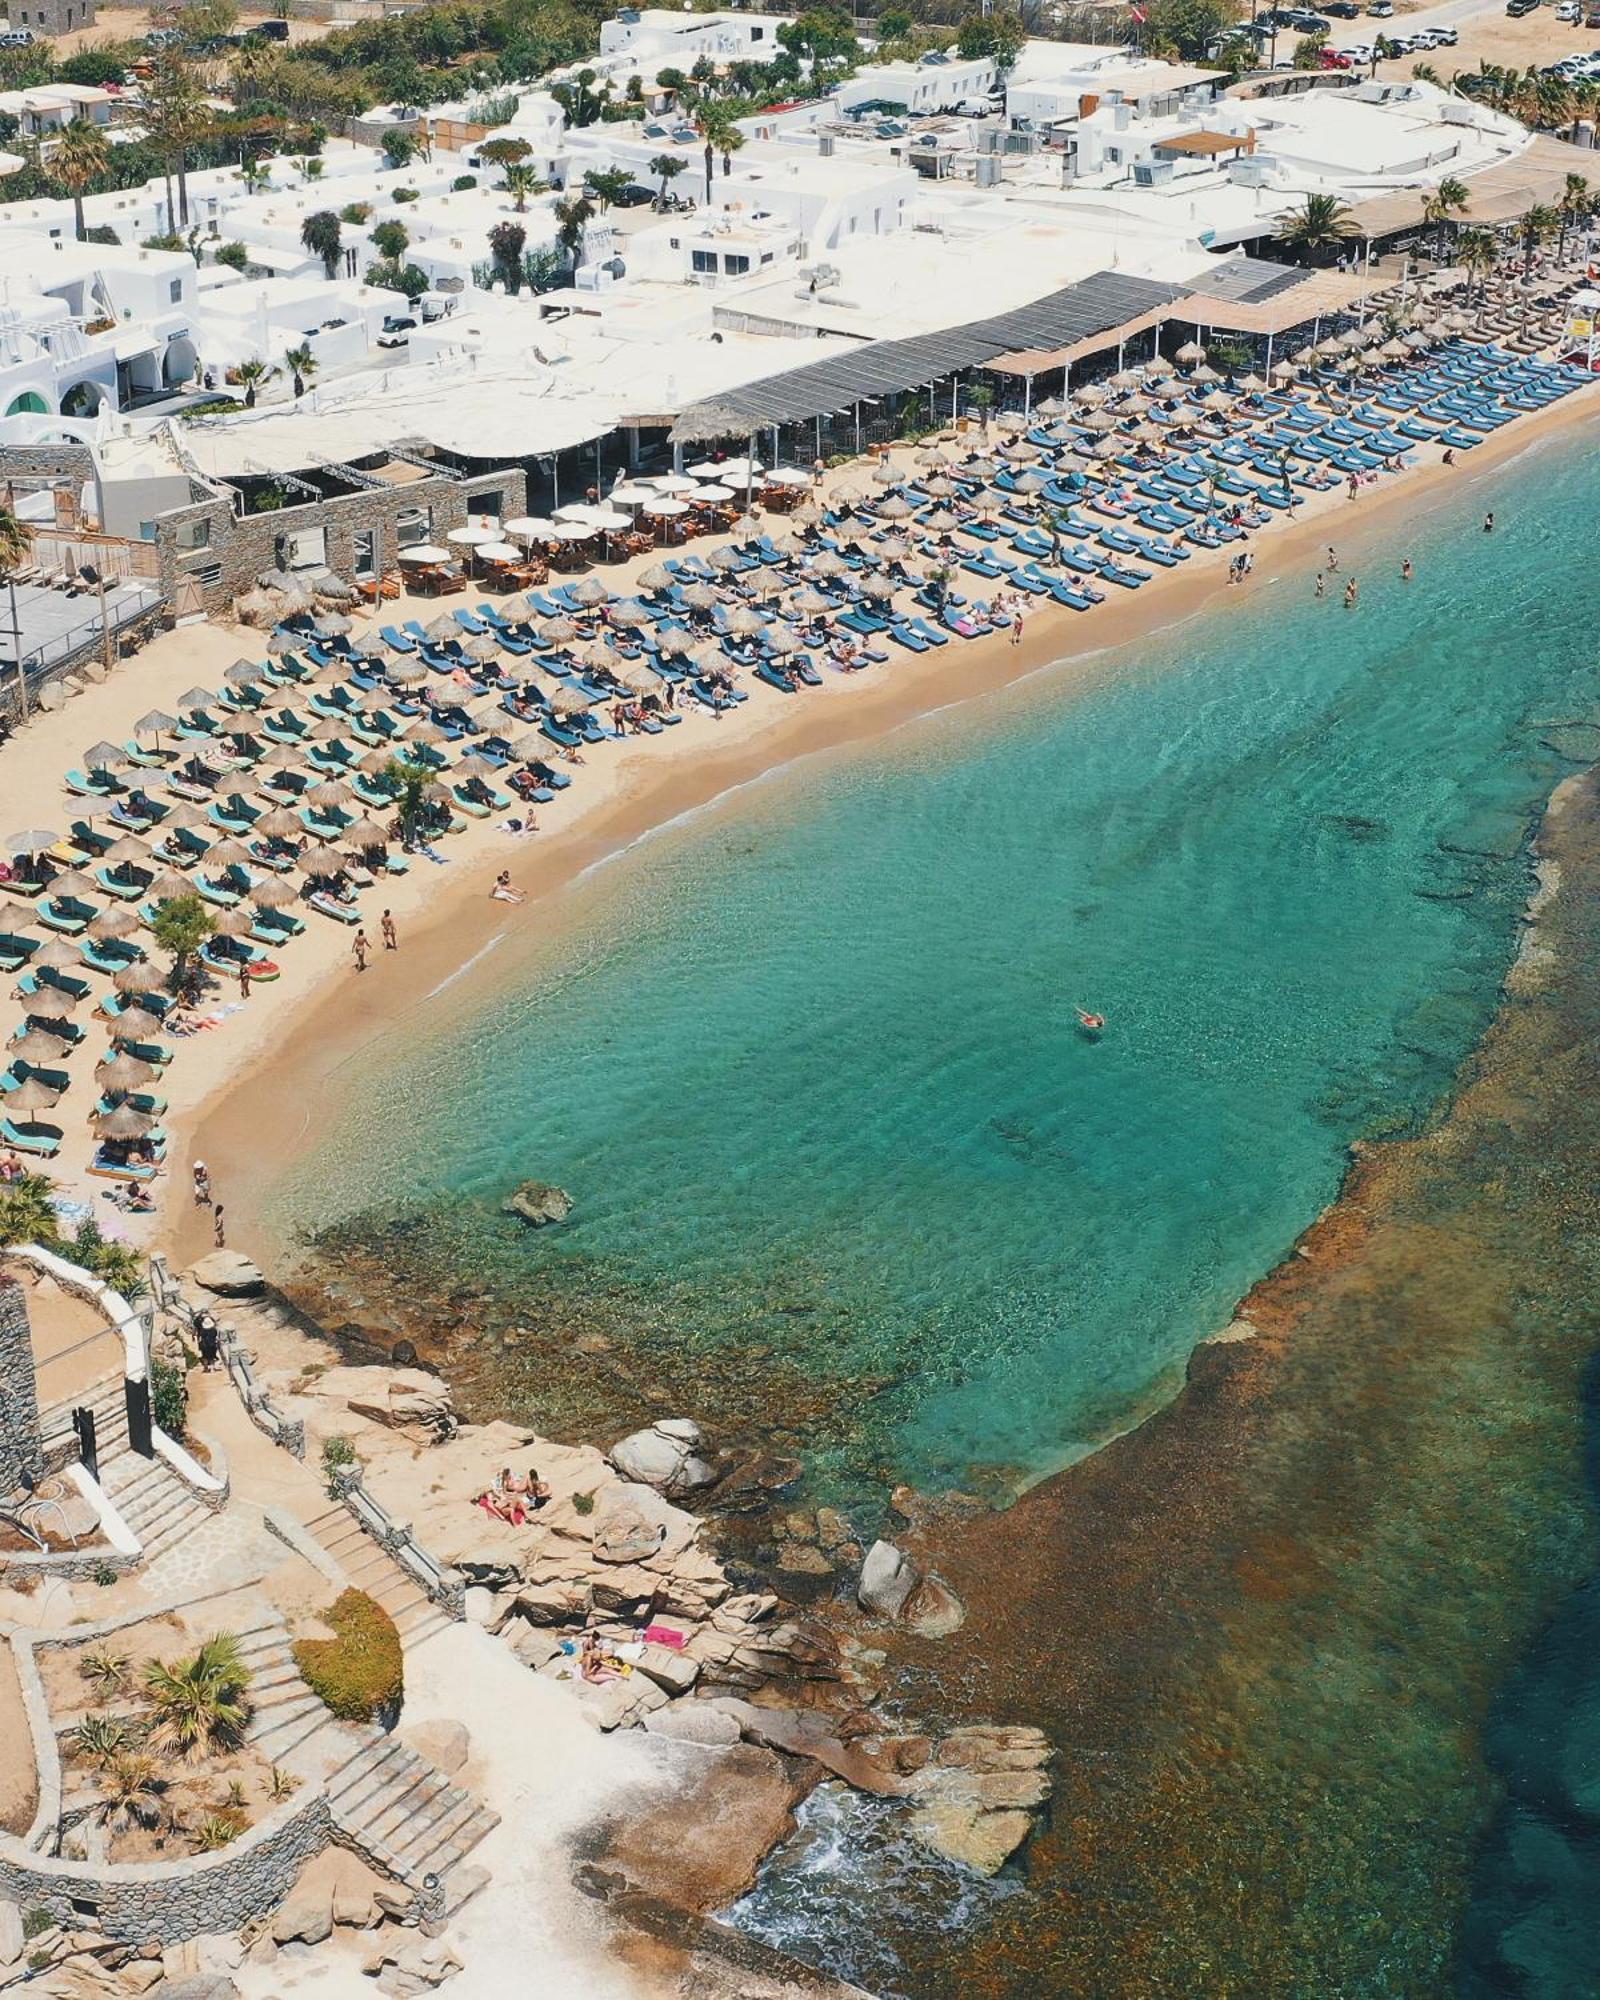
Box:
[172,379,1600,1282]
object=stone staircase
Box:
[323,1733,498,1893]
[236,1617,334,1765]
[303,1503,451,1647]
[38,1373,214,1562]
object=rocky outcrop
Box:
[502,1181,572,1227]
[608,1418,717,1497]
[342,1368,457,1444]
[905,1725,1053,1876]
[858,1540,918,1618]
[188,1251,265,1298]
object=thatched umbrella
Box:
[464,634,502,665]
[677,585,717,612]
[252,876,299,910]
[309,778,355,808]
[254,807,303,841]
[548,685,591,716]
[6,1074,62,1115]
[540,616,580,644]
[921,508,960,534]
[707,546,746,573]
[1175,340,1206,365]
[725,605,766,637]
[388,657,429,686]
[176,686,217,715]
[87,906,139,942]
[8,1026,73,1063]
[95,1103,154,1142]
[607,600,652,628]
[570,578,612,608]
[807,551,849,578]
[637,564,675,593]
[406,721,446,748]
[345,815,390,850]
[204,837,252,867]
[223,660,262,687]
[211,906,257,939]
[876,495,914,521]
[1190,363,1223,385]
[24,982,82,1017]
[83,740,131,774]
[144,868,191,904]
[112,962,159,996]
[788,586,833,618]
[29,936,83,970]
[96,1050,156,1093]
[132,710,178,741]
[110,1006,166,1044]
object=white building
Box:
[0,237,199,419]
[833,51,999,120]
[597,9,793,69]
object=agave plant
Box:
[78,1647,131,1694]
[268,1766,299,1800]
[71,1715,129,1766]
[96,1754,166,1832]
[191,1813,244,1853]
[142,1635,252,1764]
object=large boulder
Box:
[858,1540,919,1619]
[344,1368,456,1442]
[608,1419,717,1497]
[908,1802,1035,1877]
[643,1703,742,1747]
[591,1499,669,1566]
[502,1181,572,1227]
[188,1250,265,1297]
[270,1883,332,1946]
[400,1720,471,1775]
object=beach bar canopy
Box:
[670,271,1188,442]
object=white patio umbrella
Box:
[477,542,524,563]
[649,475,700,496]
[448,524,499,547]
[644,498,689,518]
[691,483,735,504]
[398,545,450,565]
[608,484,657,507]
[503,517,559,540]
[766,468,813,487]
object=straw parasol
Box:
[132,710,177,739]
[223,660,261,687]
[464,635,502,664]
[861,574,897,600]
[6,1075,61,1115]
[725,605,767,636]
[540,615,580,643]
[254,807,303,840]
[707,546,745,573]
[96,1052,155,1093]
[110,1006,165,1043]
[83,740,130,773]
[145,868,191,903]
[1175,340,1206,364]
[309,778,355,807]
[211,906,257,939]
[607,600,652,628]
[876,495,914,520]
[547,685,590,717]
[112,962,158,996]
[177,687,217,715]
[252,876,299,909]
[95,1103,154,1142]
[87,906,139,941]
[678,584,717,611]
[25,983,82,1016]
[388,657,429,685]
[204,837,252,866]
[8,1027,72,1063]
[921,508,960,534]
[1190,363,1222,384]
[569,579,612,608]
[30,936,83,968]
[638,564,675,593]
[45,868,95,898]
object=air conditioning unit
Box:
[973,153,1003,186]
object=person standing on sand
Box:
[353,929,369,973]
[1484,512,1494,533]
[213,1204,226,1249]
[381,910,397,951]
[192,1160,211,1207]
[1011,613,1023,649]
[238,964,250,1000]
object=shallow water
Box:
[271,426,1600,1510]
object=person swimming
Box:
[1076,1008,1106,1032]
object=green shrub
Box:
[392,186,420,204]
[90,1562,118,1588]
[452,173,477,190]
[84,223,120,245]
[151,1357,188,1439]
[292,1590,403,1723]
[214,240,249,270]
[340,200,372,223]
[571,1489,595,1516]
[22,1908,53,1941]
[320,1433,357,1496]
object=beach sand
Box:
[2,379,1594,1268]
[166,378,1600,1273]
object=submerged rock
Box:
[503,1181,573,1227]
[189,1250,265,1297]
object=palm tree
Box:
[1454,225,1497,316]
[966,382,995,433]
[693,102,734,204]
[650,153,686,208]
[145,52,208,229]
[503,163,538,213]
[1275,193,1358,266]
[0,1167,55,1246]
[234,356,275,408]
[0,502,30,723]
[1558,172,1591,259]
[237,156,270,194]
[55,118,110,242]
[1422,175,1470,263]
[299,208,342,279]
[718,122,746,178]
[283,342,317,398]
[1519,202,1558,280]
[96,1754,167,1833]
[143,1635,252,1763]
[553,193,594,271]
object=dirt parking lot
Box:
[40,1,336,54]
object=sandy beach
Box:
[164,376,1600,1270]
[2,376,1594,1271]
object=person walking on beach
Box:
[238,964,250,1000]
[192,1160,211,1208]
[212,1204,226,1249]
[1010,613,1023,649]
[1314,571,1326,600]
[381,910,397,952]
[195,1310,220,1373]
[353,929,369,973]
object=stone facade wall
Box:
[0,445,96,487]
[0,1279,43,1493]
[0,1793,335,1944]
[24,0,96,32]
[158,466,528,617]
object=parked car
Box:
[1505,0,1540,18]
[1324,2,1361,18]
[1339,41,1376,61]
[1427,23,1458,42]
[1319,46,1355,65]
[0,25,35,43]
[1556,1,1582,20]
[1367,1,1395,17]
[614,184,655,208]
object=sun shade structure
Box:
[671,272,1187,441]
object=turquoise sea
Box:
[268,415,1600,1995]
[270,419,1599,1505]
